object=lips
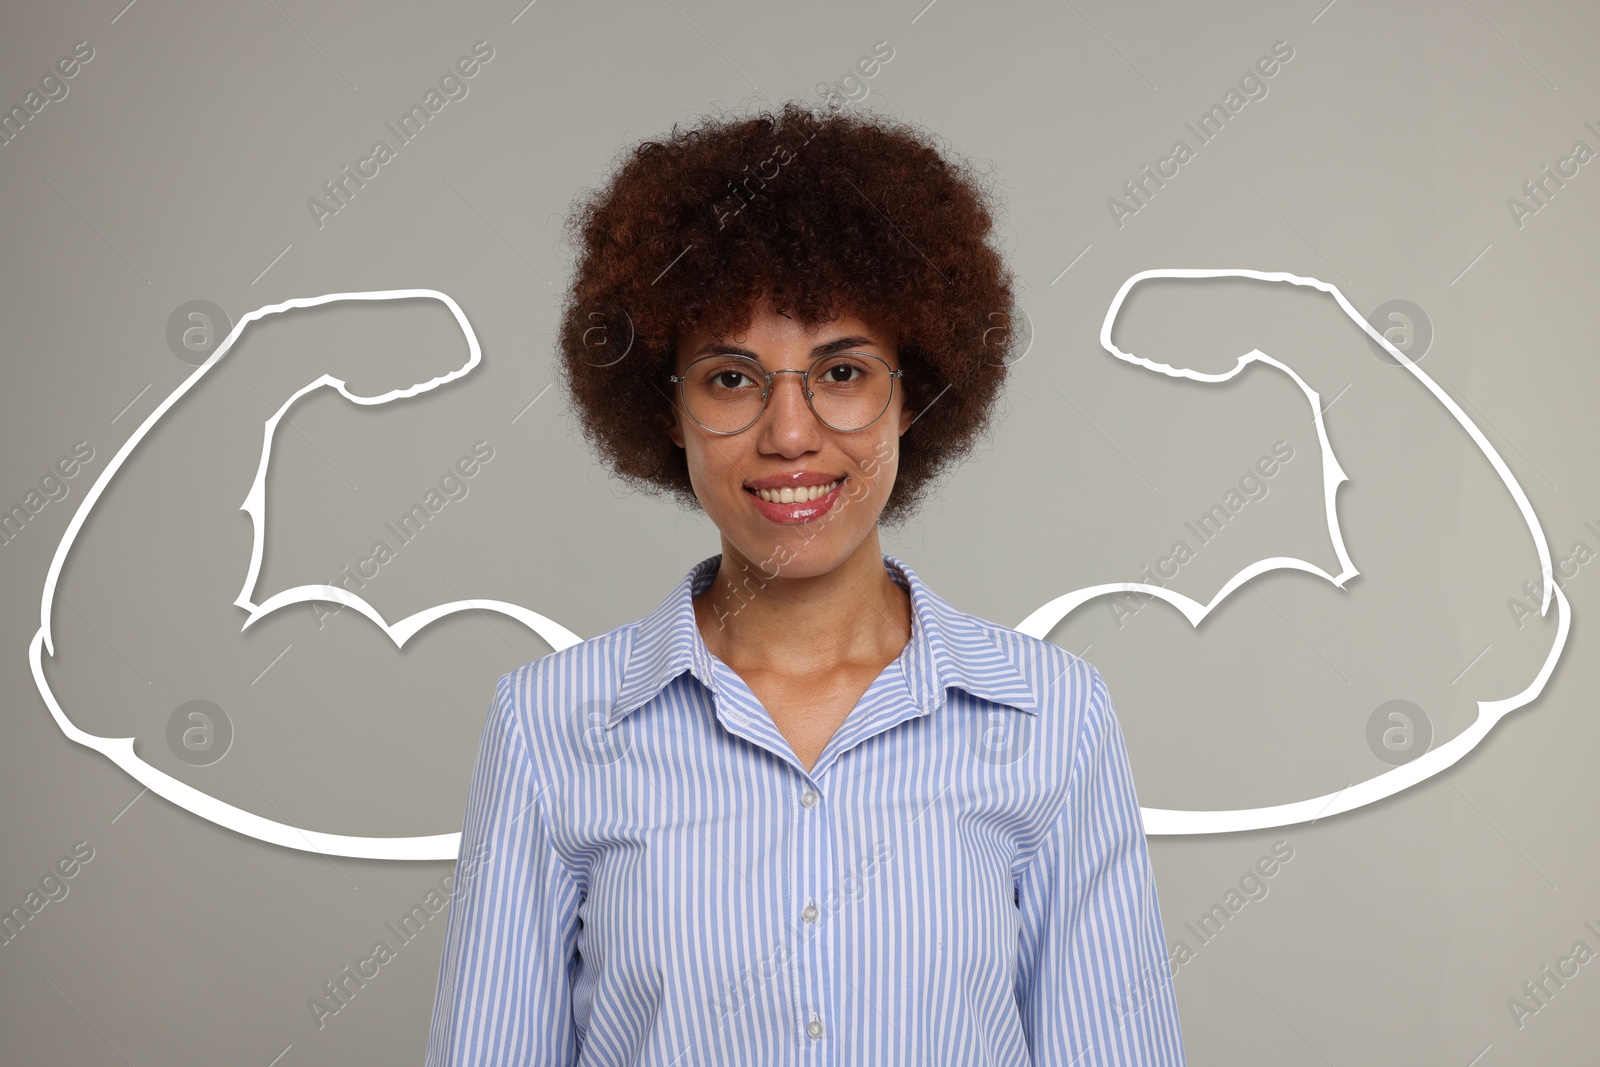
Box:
[743,477,846,525]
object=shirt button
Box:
[806,1013,825,1040]
[800,789,819,808]
[801,901,819,924]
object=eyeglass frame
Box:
[668,350,905,435]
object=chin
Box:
[719,531,832,576]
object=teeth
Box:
[755,479,839,504]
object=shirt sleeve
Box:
[1015,666,1187,1065]
[425,670,584,1066]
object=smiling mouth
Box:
[744,478,843,504]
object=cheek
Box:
[686,445,723,498]
[681,433,745,506]
[854,431,901,493]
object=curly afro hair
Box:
[555,100,1019,526]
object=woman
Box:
[426,101,1186,1065]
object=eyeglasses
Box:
[669,351,904,435]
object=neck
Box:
[694,531,913,674]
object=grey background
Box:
[2,0,1596,1063]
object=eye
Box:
[813,353,878,387]
[694,359,762,394]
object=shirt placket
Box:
[701,647,926,1064]
[792,770,836,1066]
[700,659,837,1061]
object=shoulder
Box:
[956,607,1108,715]
[493,619,641,739]
[930,601,1118,783]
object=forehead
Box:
[674,301,895,359]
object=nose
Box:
[756,369,824,451]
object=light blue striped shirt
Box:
[425,553,1185,1065]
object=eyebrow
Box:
[690,335,881,361]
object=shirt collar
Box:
[609,552,1040,727]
